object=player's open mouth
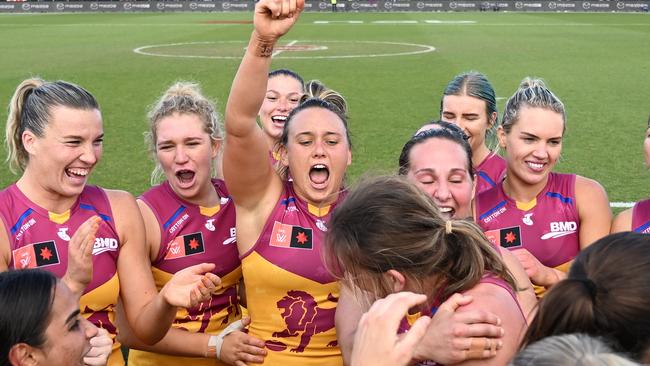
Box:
[176,169,196,187]
[271,115,287,129]
[438,206,455,219]
[309,164,329,189]
[65,167,90,183]
[526,161,546,172]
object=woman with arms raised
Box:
[223,0,350,364]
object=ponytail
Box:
[5,78,45,174]
[4,78,99,174]
[521,278,598,348]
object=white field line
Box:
[611,202,635,208]
[272,40,297,58]
[133,40,436,60]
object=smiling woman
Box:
[1,269,99,366]
[475,78,612,295]
[0,78,221,366]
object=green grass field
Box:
[0,11,648,208]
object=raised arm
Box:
[223,0,304,210]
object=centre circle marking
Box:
[133,40,436,59]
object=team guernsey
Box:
[129,179,241,366]
[476,173,580,279]
[475,152,506,195]
[0,184,123,366]
[241,181,344,366]
[632,198,650,234]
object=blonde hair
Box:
[325,175,515,305]
[502,77,566,135]
[145,82,223,185]
[5,78,99,174]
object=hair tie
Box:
[445,220,453,234]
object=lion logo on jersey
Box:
[271,290,338,353]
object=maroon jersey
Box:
[475,152,506,195]
[476,173,580,268]
[241,181,345,366]
[0,184,122,364]
[632,198,650,234]
[130,179,241,366]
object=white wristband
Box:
[209,319,245,360]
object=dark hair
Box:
[441,71,498,125]
[5,78,100,174]
[440,71,498,149]
[0,269,58,364]
[398,120,473,178]
[325,175,515,304]
[521,232,650,361]
[268,69,305,91]
[276,83,352,180]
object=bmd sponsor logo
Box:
[541,221,577,240]
[56,3,65,11]
[92,237,118,256]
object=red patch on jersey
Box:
[164,232,204,260]
[12,241,59,268]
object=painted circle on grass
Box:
[133,40,436,60]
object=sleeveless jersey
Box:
[476,173,580,270]
[241,181,344,366]
[475,152,506,195]
[128,179,241,366]
[0,184,123,366]
[632,198,650,234]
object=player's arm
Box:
[575,175,612,248]
[109,189,219,345]
[498,248,537,322]
[450,283,525,366]
[336,284,365,366]
[611,207,633,233]
[0,219,11,271]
